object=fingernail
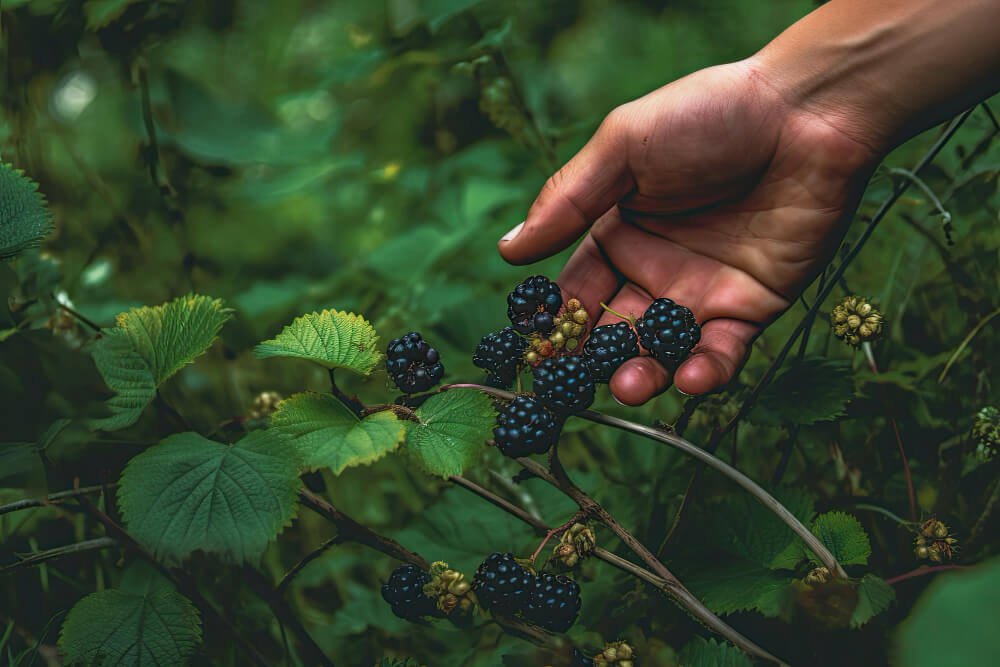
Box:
[500,221,525,243]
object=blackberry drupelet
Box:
[473,327,527,389]
[582,322,640,382]
[524,572,581,633]
[386,332,445,393]
[472,552,533,615]
[493,395,561,457]
[507,275,563,335]
[381,564,440,620]
[533,356,596,414]
[635,298,701,366]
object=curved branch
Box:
[444,384,846,579]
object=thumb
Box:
[498,108,635,265]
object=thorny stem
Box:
[445,383,846,578]
[885,564,967,587]
[516,457,787,666]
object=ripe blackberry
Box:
[472,552,533,615]
[473,327,527,389]
[635,298,701,366]
[493,396,561,457]
[532,356,595,414]
[381,564,440,620]
[524,572,581,633]
[507,275,562,335]
[582,322,639,382]
[386,332,444,393]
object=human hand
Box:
[498,62,878,405]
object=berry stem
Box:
[884,564,967,587]
[328,369,366,417]
[598,301,635,325]
[528,512,587,565]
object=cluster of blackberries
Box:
[386,332,445,394]
[472,552,581,633]
[380,564,442,620]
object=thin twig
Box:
[329,369,366,417]
[937,306,1000,384]
[276,537,341,595]
[885,564,966,587]
[444,384,846,578]
[57,302,103,333]
[0,484,108,516]
[450,476,548,533]
[1,537,116,573]
[154,392,191,431]
[853,503,916,528]
[298,490,429,569]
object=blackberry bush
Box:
[582,322,640,382]
[381,564,441,620]
[472,552,534,615]
[635,298,701,367]
[507,275,563,335]
[524,572,582,633]
[386,332,445,393]
[493,395,560,457]
[533,355,596,414]
[473,327,527,388]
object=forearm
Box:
[751,0,1000,153]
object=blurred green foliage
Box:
[1,0,999,665]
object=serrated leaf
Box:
[406,390,495,477]
[893,557,1000,667]
[270,392,404,474]
[89,329,157,430]
[678,637,753,667]
[118,430,302,564]
[851,574,894,628]
[58,566,201,666]
[89,295,231,430]
[751,356,855,426]
[0,162,53,261]
[254,309,381,376]
[682,558,792,616]
[809,511,871,566]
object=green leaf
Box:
[809,511,871,566]
[254,309,381,376]
[682,558,792,616]
[751,356,855,426]
[118,430,301,564]
[678,637,753,667]
[83,0,137,29]
[0,163,53,261]
[89,329,157,430]
[270,392,404,474]
[58,566,201,666]
[894,557,1000,667]
[851,574,894,628]
[89,295,231,430]
[406,390,495,477]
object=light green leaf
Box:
[407,390,495,478]
[118,430,301,564]
[89,295,231,430]
[58,566,201,666]
[270,392,404,474]
[0,162,53,261]
[851,574,894,628]
[809,511,871,566]
[678,637,753,667]
[894,557,1000,667]
[751,356,855,427]
[254,309,381,376]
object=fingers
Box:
[498,109,635,265]
[608,318,758,405]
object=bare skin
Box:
[499,0,1000,405]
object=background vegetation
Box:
[1,0,998,665]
